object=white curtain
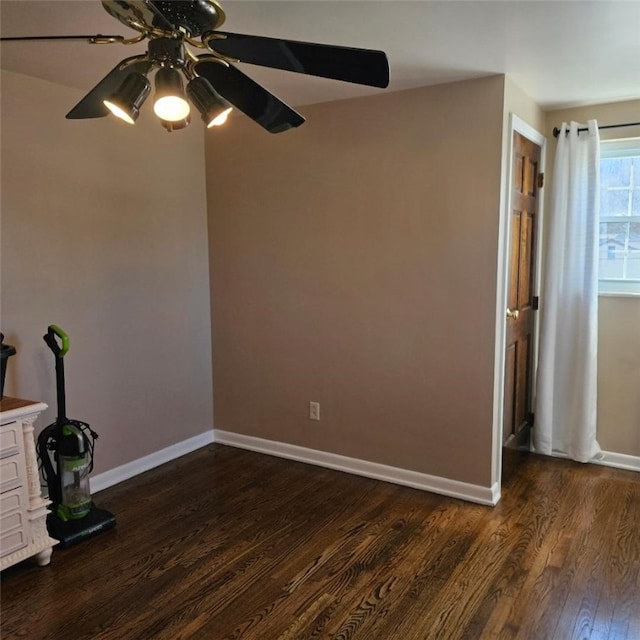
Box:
[533,120,601,462]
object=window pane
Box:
[601,188,630,216]
[632,189,640,216]
[600,221,627,279]
[600,157,632,189]
[598,145,640,291]
[600,251,625,278]
[631,222,640,269]
[600,220,631,240]
[628,251,640,280]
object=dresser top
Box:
[1,397,37,412]
[0,397,48,422]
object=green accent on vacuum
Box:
[49,324,70,357]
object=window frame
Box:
[599,137,640,296]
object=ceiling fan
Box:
[0,0,390,133]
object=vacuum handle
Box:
[44,325,70,358]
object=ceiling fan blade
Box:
[194,60,305,133]
[0,35,124,42]
[207,32,389,89]
[66,59,152,120]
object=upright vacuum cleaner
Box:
[37,325,116,548]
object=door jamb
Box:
[491,114,547,499]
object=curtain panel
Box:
[534,120,601,462]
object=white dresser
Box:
[0,397,57,570]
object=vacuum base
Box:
[47,504,116,548]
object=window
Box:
[599,138,640,295]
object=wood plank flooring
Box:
[1,444,639,639]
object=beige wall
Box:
[543,100,640,456]
[598,298,640,455]
[504,77,546,135]
[0,71,214,473]
[206,76,505,487]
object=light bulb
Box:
[104,100,136,124]
[154,95,190,122]
[207,107,232,128]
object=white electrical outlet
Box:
[309,401,320,421]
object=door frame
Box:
[491,114,546,497]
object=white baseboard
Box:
[88,430,637,504]
[214,430,500,506]
[90,430,214,494]
[594,450,640,473]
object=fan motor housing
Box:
[151,0,223,35]
[102,0,225,38]
[148,38,186,66]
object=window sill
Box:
[599,291,640,298]
[599,280,640,296]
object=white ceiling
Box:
[1,0,639,112]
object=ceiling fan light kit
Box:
[153,66,191,121]
[186,76,231,128]
[1,0,390,134]
[103,72,151,124]
[160,114,191,133]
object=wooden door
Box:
[503,132,541,445]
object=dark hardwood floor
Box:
[1,444,639,639]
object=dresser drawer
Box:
[0,422,22,459]
[0,487,25,516]
[0,526,28,558]
[0,457,23,494]
[0,487,29,558]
